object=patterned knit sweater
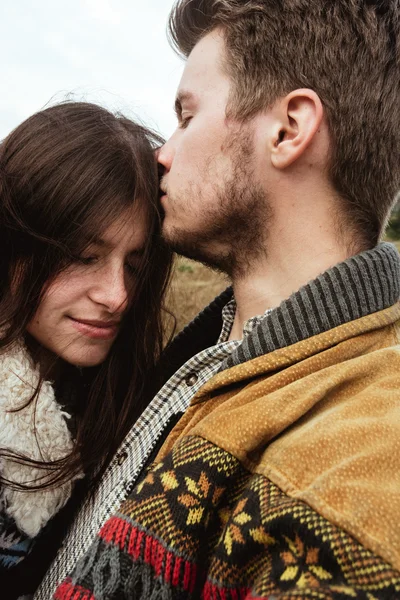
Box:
[55,243,400,599]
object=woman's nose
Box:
[88,266,129,315]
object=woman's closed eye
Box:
[72,250,142,276]
[73,254,99,266]
[125,259,141,276]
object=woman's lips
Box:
[69,317,119,340]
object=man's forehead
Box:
[177,31,230,99]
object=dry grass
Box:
[166,256,229,334]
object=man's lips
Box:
[159,180,168,200]
[68,317,120,340]
[160,194,168,203]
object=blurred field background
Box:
[166,257,228,334]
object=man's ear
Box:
[270,89,324,169]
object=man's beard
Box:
[162,131,272,279]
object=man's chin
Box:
[161,228,192,256]
[160,220,175,246]
[161,227,232,275]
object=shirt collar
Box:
[218,298,272,343]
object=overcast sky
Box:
[0,0,184,141]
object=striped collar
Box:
[223,242,400,369]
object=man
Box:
[44,0,400,598]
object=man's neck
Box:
[228,224,356,341]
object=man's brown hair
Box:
[168,0,400,247]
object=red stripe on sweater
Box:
[165,550,174,584]
[173,556,183,586]
[203,581,250,600]
[54,578,95,600]
[98,515,198,592]
[154,542,165,577]
[128,523,138,555]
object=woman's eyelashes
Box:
[72,253,140,276]
[74,254,99,266]
[125,260,140,276]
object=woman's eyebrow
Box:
[84,238,146,256]
[127,247,145,258]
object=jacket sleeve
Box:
[51,436,400,600]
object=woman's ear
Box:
[270,89,324,169]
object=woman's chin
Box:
[61,348,111,369]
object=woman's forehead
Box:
[96,206,149,253]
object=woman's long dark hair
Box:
[0,101,174,491]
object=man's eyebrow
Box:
[174,90,195,119]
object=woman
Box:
[0,102,173,594]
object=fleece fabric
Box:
[0,342,80,570]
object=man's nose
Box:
[157,140,174,172]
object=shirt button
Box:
[117,451,128,466]
[185,373,198,386]
[124,480,133,494]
